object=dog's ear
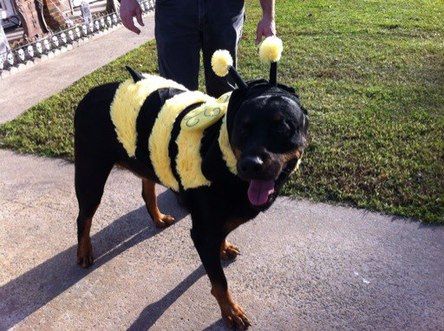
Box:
[276,83,308,115]
[226,80,271,133]
[226,88,248,136]
[247,79,268,87]
[277,83,296,95]
[125,66,144,82]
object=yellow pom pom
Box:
[211,50,233,77]
[259,36,283,63]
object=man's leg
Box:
[202,0,245,97]
[155,0,201,90]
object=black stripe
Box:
[200,119,236,182]
[168,102,205,191]
[135,88,185,170]
[200,119,222,159]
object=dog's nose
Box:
[239,156,263,176]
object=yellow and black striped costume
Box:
[110,74,238,192]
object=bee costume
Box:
[109,36,284,192]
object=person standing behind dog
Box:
[120,0,276,97]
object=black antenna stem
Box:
[228,66,248,89]
[269,62,277,86]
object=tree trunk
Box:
[15,0,45,39]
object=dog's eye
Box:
[275,119,292,136]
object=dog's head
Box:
[212,37,309,209]
[227,81,308,209]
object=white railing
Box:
[0,0,154,72]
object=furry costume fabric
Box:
[110,75,236,191]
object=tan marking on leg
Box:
[142,178,175,228]
[220,240,241,260]
[211,285,251,329]
[278,148,302,163]
[77,217,94,268]
[233,148,241,160]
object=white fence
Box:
[0,0,154,73]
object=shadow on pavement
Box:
[128,265,206,330]
[128,257,239,330]
[0,190,188,330]
[202,319,228,330]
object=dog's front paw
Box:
[77,239,93,268]
[153,213,175,228]
[220,241,240,260]
[221,303,251,330]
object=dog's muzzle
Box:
[237,155,279,207]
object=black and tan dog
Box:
[74,37,308,329]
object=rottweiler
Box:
[74,37,308,329]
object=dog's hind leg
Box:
[141,178,175,228]
[75,156,114,268]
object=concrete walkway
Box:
[1,149,443,330]
[0,13,155,124]
[0,15,443,330]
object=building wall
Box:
[1,0,17,18]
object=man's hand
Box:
[256,0,276,44]
[255,16,276,44]
[120,0,144,34]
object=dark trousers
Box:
[155,0,245,97]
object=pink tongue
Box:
[247,180,275,206]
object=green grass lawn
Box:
[1,0,443,222]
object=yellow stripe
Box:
[176,128,211,190]
[218,116,238,175]
[110,75,186,157]
[176,92,232,189]
[149,91,213,191]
